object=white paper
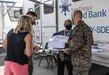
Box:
[52,35,69,42]
[48,35,69,48]
[48,39,65,48]
[92,48,104,52]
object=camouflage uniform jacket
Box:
[67,21,93,67]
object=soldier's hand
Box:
[62,49,68,54]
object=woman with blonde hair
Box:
[2,15,33,75]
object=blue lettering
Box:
[106,26,109,33]
[96,26,101,33]
[83,12,87,19]
[89,11,92,18]
[92,26,109,33]
[90,26,95,32]
[93,12,97,18]
[102,9,107,17]
[83,9,107,19]
[100,26,106,33]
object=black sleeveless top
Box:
[5,29,29,65]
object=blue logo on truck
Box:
[60,0,71,15]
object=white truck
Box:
[0,2,4,45]
[0,0,109,67]
[0,0,23,47]
[23,0,109,46]
[23,0,109,67]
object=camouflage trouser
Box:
[28,56,33,75]
[73,66,91,75]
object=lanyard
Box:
[64,30,71,37]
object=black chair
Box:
[38,42,57,69]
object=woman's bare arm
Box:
[24,33,32,57]
[2,37,7,49]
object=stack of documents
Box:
[48,35,69,48]
[92,48,104,52]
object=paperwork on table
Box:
[48,35,69,48]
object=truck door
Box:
[34,2,42,45]
[41,0,56,47]
[0,3,3,42]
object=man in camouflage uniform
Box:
[64,10,93,75]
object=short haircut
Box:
[26,11,37,17]
[65,19,72,25]
[73,10,83,19]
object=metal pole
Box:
[55,0,58,32]
[1,3,4,40]
[40,0,43,48]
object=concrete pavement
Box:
[0,53,5,75]
[0,52,109,75]
[0,66,4,75]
